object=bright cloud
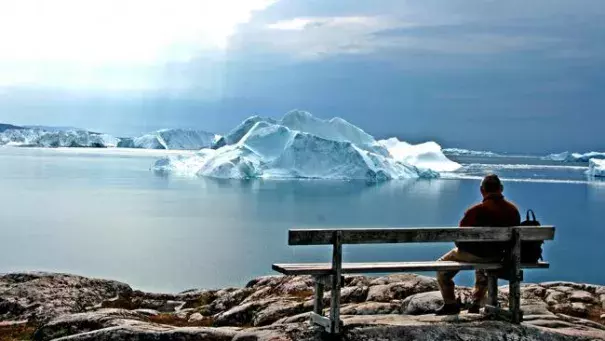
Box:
[0,0,276,64]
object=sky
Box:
[0,0,604,153]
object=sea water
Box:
[0,147,603,292]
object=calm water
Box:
[1,147,604,293]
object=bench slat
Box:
[272,261,549,276]
[289,226,555,245]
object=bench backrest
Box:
[289,226,555,245]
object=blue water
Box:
[0,147,604,292]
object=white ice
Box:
[378,138,461,172]
[543,151,605,163]
[0,128,118,148]
[119,129,220,150]
[442,148,501,157]
[587,159,605,178]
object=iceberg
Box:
[587,159,605,178]
[152,111,453,181]
[119,129,220,150]
[378,138,462,172]
[442,148,501,157]
[36,131,118,148]
[0,129,117,148]
[0,129,43,146]
[212,116,277,149]
[543,151,605,163]
[212,111,388,155]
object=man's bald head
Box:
[481,174,503,195]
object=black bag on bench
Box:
[519,209,543,263]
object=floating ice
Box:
[442,148,501,157]
[153,111,452,181]
[543,151,605,163]
[587,159,605,178]
[378,138,461,172]
[119,129,220,150]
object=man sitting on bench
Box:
[436,174,521,315]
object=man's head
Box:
[480,174,503,198]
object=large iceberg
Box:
[119,129,220,150]
[0,129,117,148]
[378,138,461,172]
[153,111,457,181]
[543,151,605,163]
[587,159,605,178]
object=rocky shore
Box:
[1,272,605,340]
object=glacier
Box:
[587,159,605,178]
[152,110,456,181]
[0,129,118,148]
[119,129,220,150]
[543,151,605,163]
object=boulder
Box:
[401,291,443,315]
[366,275,438,302]
[0,272,132,322]
[570,291,596,303]
[32,309,148,341]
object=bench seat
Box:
[273,261,549,276]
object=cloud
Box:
[0,0,277,64]
[227,0,605,63]
[0,0,278,90]
[235,15,557,60]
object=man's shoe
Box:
[467,304,481,314]
[435,303,461,315]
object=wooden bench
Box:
[272,226,555,334]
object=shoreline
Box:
[2,271,605,340]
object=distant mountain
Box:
[0,123,24,132]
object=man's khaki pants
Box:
[436,248,501,305]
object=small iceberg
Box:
[377,138,461,172]
[587,159,605,178]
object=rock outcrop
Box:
[1,272,605,340]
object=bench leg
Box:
[509,228,523,324]
[313,276,325,314]
[487,273,498,307]
[329,231,343,334]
